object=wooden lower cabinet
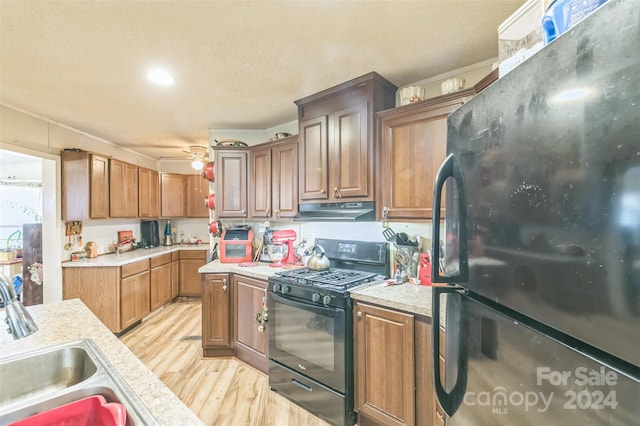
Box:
[233,275,268,373]
[63,259,152,333]
[150,253,172,311]
[62,267,120,332]
[202,273,233,356]
[63,250,206,334]
[120,270,150,330]
[119,259,150,331]
[354,301,436,426]
[201,273,269,373]
[171,251,180,299]
[179,250,207,296]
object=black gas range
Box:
[267,238,389,426]
[270,267,380,308]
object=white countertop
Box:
[0,299,203,425]
[61,244,209,268]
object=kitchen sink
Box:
[0,339,157,425]
[0,345,98,408]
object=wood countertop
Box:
[0,299,203,425]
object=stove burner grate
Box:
[274,267,378,288]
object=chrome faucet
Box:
[0,272,38,339]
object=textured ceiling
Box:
[0,0,524,160]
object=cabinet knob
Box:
[266,209,270,217]
[222,278,227,292]
[333,187,342,199]
[357,311,362,318]
[275,209,280,218]
[320,189,326,194]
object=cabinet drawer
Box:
[121,259,149,278]
[150,253,171,268]
[179,250,206,260]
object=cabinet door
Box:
[90,154,110,218]
[299,115,328,201]
[120,270,150,330]
[139,168,160,218]
[378,102,463,220]
[171,254,179,300]
[186,174,209,218]
[179,258,204,296]
[110,159,139,218]
[160,173,186,217]
[62,267,119,332]
[233,275,268,373]
[150,262,172,311]
[249,146,272,219]
[332,102,370,200]
[355,302,415,426]
[272,140,298,219]
[202,274,231,350]
[215,150,248,218]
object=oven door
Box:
[268,292,347,393]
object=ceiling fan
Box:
[157,145,210,170]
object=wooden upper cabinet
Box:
[138,167,159,218]
[110,159,139,218]
[376,74,498,222]
[61,150,109,220]
[272,139,298,219]
[299,116,328,201]
[250,146,272,218]
[160,173,186,218]
[249,137,298,220]
[295,72,396,204]
[377,92,473,221]
[332,103,369,199]
[90,154,110,218]
[186,174,209,218]
[214,148,248,218]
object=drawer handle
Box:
[292,378,312,392]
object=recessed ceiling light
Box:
[147,68,174,86]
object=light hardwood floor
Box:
[120,300,332,426]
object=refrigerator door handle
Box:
[432,285,468,417]
[432,153,468,283]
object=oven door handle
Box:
[269,292,343,317]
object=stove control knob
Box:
[322,295,332,306]
[281,285,290,295]
[273,284,281,293]
[312,293,321,303]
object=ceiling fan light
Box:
[147,68,174,86]
[192,159,204,170]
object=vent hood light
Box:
[147,68,174,86]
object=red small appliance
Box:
[219,228,254,263]
[419,253,432,286]
[271,229,298,265]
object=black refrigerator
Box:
[430,0,640,424]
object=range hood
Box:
[294,201,376,222]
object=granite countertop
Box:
[0,299,203,426]
[198,259,290,281]
[61,244,209,268]
[350,281,433,317]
